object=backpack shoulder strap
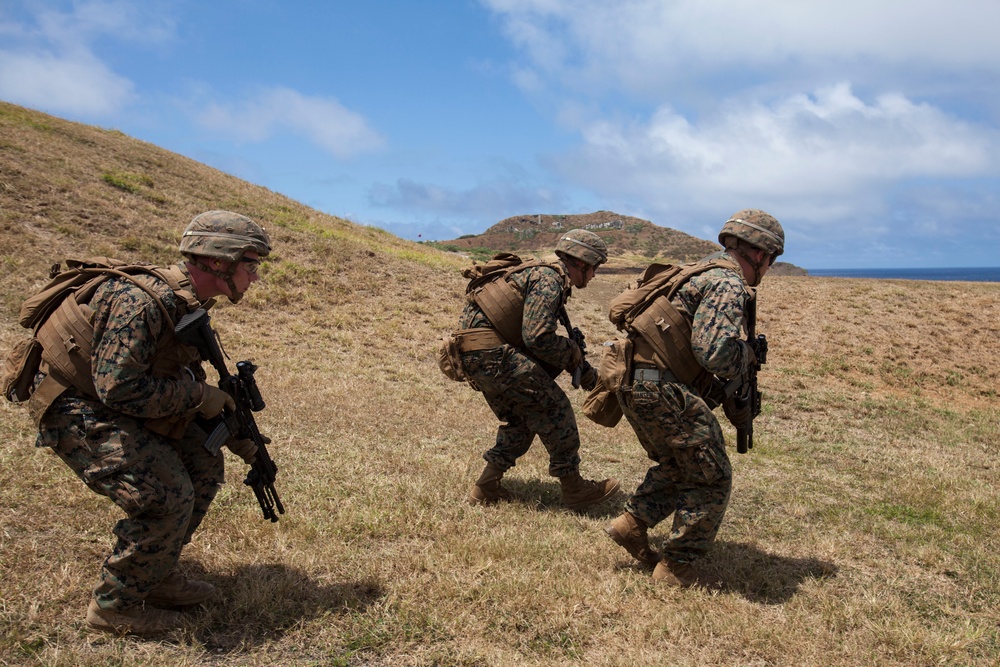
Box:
[148,263,205,313]
[81,267,178,330]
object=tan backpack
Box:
[607,255,743,396]
[437,253,569,384]
[462,253,569,347]
[2,258,195,407]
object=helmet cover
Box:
[555,229,608,266]
[179,210,271,262]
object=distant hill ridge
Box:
[435,210,716,261]
[433,210,806,275]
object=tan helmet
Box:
[718,209,784,258]
[555,229,608,267]
[179,210,271,262]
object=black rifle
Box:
[558,306,591,389]
[175,308,285,522]
[730,297,767,454]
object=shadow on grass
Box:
[610,541,836,604]
[706,541,838,604]
[184,562,384,653]
[503,477,626,519]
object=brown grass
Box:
[1,101,999,665]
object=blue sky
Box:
[2,1,999,269]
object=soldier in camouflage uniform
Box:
[461,230,621,510]
[605,210,784,589]
[32,211,270,635]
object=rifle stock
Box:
[175,309,285,522]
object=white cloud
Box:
[543,82,1000,264]
[30,0,174,47]
[483,0,1000,93]
[562,83,997,206]
[0,49,134,115]
[199,87,386,159]
[0,1,171,116]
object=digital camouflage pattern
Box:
[673,257,756,378]
[460,264,582,476]
[618,252,754,563]
[34,269,222,611]
[88,270,205,417]
[618,382,731,563]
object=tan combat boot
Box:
[652,559,725,591]
[605,511,659,566]
[86,599,185,636]
[467,463,517,505]
[145,570,215,607]
[559,471,620,511]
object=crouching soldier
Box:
[27,211,271,635]
[605,210,784,589]
[456,230,621,510]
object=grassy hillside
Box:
[1,102,998,666]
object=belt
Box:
[454,328,505,353]
[631,363,679,384]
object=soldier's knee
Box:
[103,470,195,521]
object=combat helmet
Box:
[718,209,784,258]
[179,210,271,262]
[180,210,271,303]
[555,229,608,267]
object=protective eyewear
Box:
[240,257,261,275]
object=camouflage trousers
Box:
[617,379,732,564]
[462,346,581,477]
[36,396,223,610]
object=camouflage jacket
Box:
[459,263,578,372]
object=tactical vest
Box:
[608,254,746,397]
[464,255,571,348]
[27,260,205,434]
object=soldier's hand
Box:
[227,436,267,465]
[579,363,599,391]
[565,341,583,372]
[196,384,235,419]
[722,396,751,429]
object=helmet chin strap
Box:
[727,243,767,287]
[193,259,243,303]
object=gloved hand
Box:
[565,341,583,372]
[722,396,751,430]
[196,384,234,419]
[226,435,269,465]
[579,362,599,391]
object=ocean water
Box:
[808,267,1000,283]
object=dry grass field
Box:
[1,102,999,665]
